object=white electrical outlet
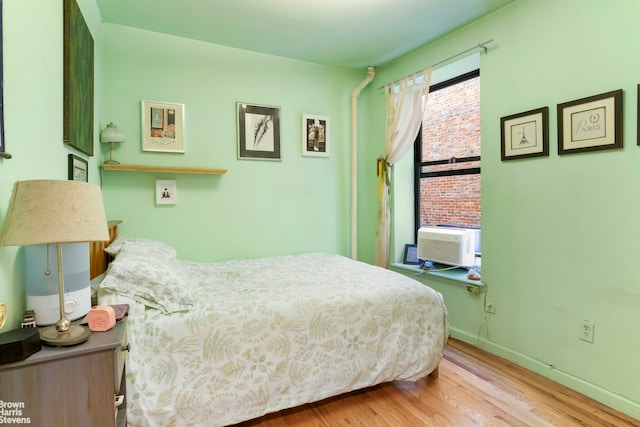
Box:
[580,320,594,343]
[485,296,495,314]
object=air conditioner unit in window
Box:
[417,227,476,267]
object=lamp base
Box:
[40,324,90,347]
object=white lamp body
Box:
[100,122,125,164]
[25,243,91,326]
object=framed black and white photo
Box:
[237,103,281,161]
[302,114,329,157]
[558,89,622,155]
[141,100,185,153]
[500,107,549,161]
[68,154,88,182]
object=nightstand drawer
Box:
[0,321,128,426]
[115,325,128,394]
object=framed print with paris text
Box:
[237,103,281,161]
[500,107,549,161]
[557,89,622,155]
[68,154,88,182]
[302,114,329,157]
[141,100,185,153]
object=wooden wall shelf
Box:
[101,163,227,175]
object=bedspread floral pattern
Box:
[98,252,449,426]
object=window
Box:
[414,70,481,252]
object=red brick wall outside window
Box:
[418,74,481,230]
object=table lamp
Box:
[0,180,109,346]
[100,122,125,164]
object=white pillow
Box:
[100,252,192,314]
[105,236,177,259]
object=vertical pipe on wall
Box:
[350,66,375,260]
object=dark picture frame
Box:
[237,103,281,161]
[68,154,88,182]
[302,114,329,157]
[557,89,622,155]
[403,244,420,265]
[63,0,94,156]
[500,107,549,161]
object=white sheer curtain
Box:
[374,68,432,268]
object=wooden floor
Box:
[233,339,639,427]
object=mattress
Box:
[97,244,448,426]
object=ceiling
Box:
[96,0,516,69]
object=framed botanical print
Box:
[237,103,281,161]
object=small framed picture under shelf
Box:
[156,180,176,205]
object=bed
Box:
[91,225,449,426]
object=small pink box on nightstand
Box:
[87,305,116,332]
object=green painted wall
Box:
[0,0,104,331]
[373,0,640,418]
[1,0,638,419]
[100,24,365,262]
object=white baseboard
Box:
[448,327,640,420]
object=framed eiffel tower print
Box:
[501,107,549,161]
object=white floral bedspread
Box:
[98,252,449,426]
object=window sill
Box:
[390,262,485,289]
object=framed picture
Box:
[302,114,329,157]
[558,89,622,155]
[63,0,94,156]
[237,103,281,161]
[156,180,177,205]
[403,244,420,265]
[500,107,548,161]
[637,85,640,147]
[141,100,185,153]
[68,154,88,182]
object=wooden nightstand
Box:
[0,321,128,427]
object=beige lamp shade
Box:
[0,180,110,246]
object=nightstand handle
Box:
[121,343,130,352]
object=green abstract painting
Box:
[63,0,94,156]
